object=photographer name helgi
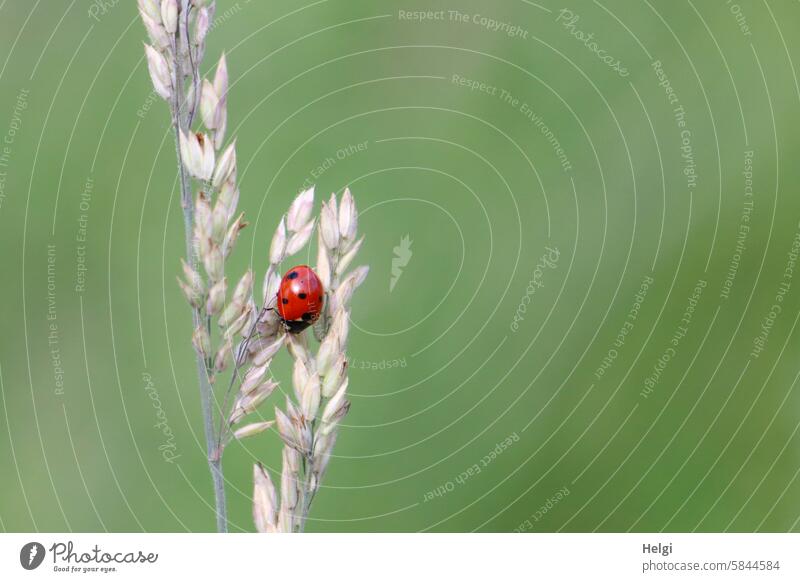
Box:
[20,540,158,574]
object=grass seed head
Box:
[160,0,178,34]
[253,464,278,533]
[144,44,171,99]
[286,186,315,232]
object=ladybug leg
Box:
[259,292,279,320]
[264,307,291,333]
[260,307,293,336]
[264,293,278,310]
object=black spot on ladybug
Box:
[287,271,298,279]
[301,312,312,321]
[319,295,323,301]
[298,293,307,299]
[282,298,289,304]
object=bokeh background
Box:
[1,0,800,532]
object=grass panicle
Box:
[138,0,367,533]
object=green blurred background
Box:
[1,0,800,532]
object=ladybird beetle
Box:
[275,265,325,333]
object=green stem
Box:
[171,1,227,532]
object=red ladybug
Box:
[275,265,325,333]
